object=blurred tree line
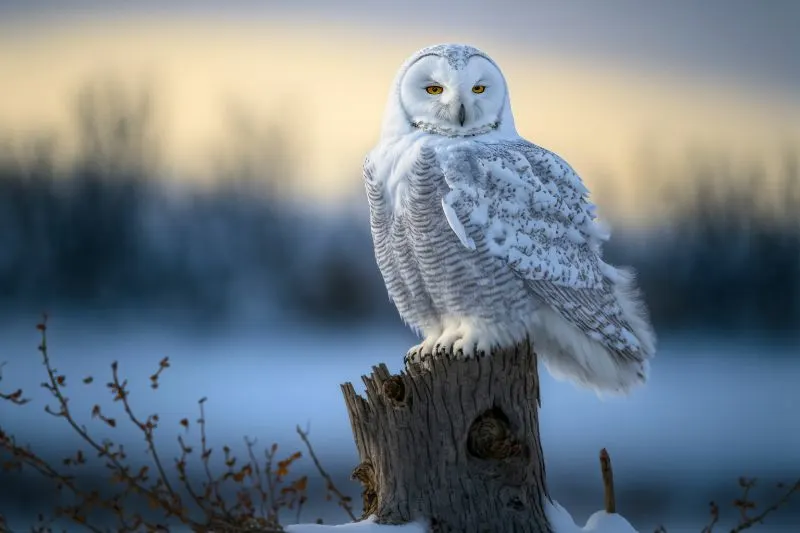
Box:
[0,78,798,335]
[0,78,388,326]
[603,146,800,335]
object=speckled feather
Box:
[440,140,645,359]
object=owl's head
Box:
[381,44,517,139]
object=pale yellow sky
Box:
[1,17,798,221]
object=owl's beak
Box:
[458,103,466,127]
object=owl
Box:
[364,44,656,394]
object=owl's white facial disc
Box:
[399,54,506,138]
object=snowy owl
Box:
[363,44,656,393]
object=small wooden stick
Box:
[600,448,616,513]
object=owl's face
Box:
[398,54,507,137]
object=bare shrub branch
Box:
[0,315,356,532]
[654,475,799,532]
[296,426,356,522]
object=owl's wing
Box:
[437,139,656,393]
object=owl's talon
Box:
[404,346,421,366]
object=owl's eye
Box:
[425,85,444,95]
[472,85,486,94]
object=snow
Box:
[547,501,638,533]
[287,516,426,533]
[284,502,639,533]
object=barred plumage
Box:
[365,43,656,394]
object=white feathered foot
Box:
[404,330,441,365]
[434,318,494,360]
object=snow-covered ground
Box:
[0,317,797,532]
[283,506,637,533]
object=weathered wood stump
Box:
[340,341,552,532]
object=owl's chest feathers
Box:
[385,168,437,218]
[382,150,442,217]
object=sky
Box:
[4,0,797,92]
[0,1,798,221]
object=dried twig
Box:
[599,448,616,514]
[700,501,720,533]
[296,426,356,521]
[655,476,799,533]
[731,477,800,532]
[0,362,29,405]
[244,437,270,520]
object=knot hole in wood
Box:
[467,406,527,461]
[351,460,378,520]
[382,375,408,406]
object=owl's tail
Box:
[532,266,656,396]
[605,264,657,359]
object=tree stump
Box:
[340,340,552,532]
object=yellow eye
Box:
[425,85,444,95]
[472,85,486,94]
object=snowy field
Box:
[0,316,798,532]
